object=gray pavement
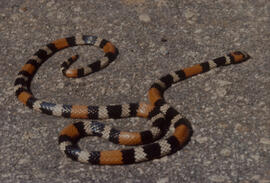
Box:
[1,0,270,182]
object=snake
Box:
[14,35,250,165]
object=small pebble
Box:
[157,177,169,183]
[259,180,270,183]
[209,175,227,182]
[19,7,28,13]
[184,10,197,24]
[260,138,270,145]
[139,14,151,22]
[216,87,227,97]
[251,175,261,180]
[195,136,208,144]
[18,158,30,165]
[217,80,232,86]
[73,6,81,12]
[159,46,169,55]
[47,0,55,7]
[184,10,195,19]
[155,0,168,7]
[220,148,231,157]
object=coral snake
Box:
[14,35,250,165]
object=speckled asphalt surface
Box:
[1,0,270,182]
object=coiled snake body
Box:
[14,35,250,165]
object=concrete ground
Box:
[1,0,269,182]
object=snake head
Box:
[231,51,251,64]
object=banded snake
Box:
[14,35,250,165]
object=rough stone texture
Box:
[1,0,269,182]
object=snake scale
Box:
[14,35,250,165]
